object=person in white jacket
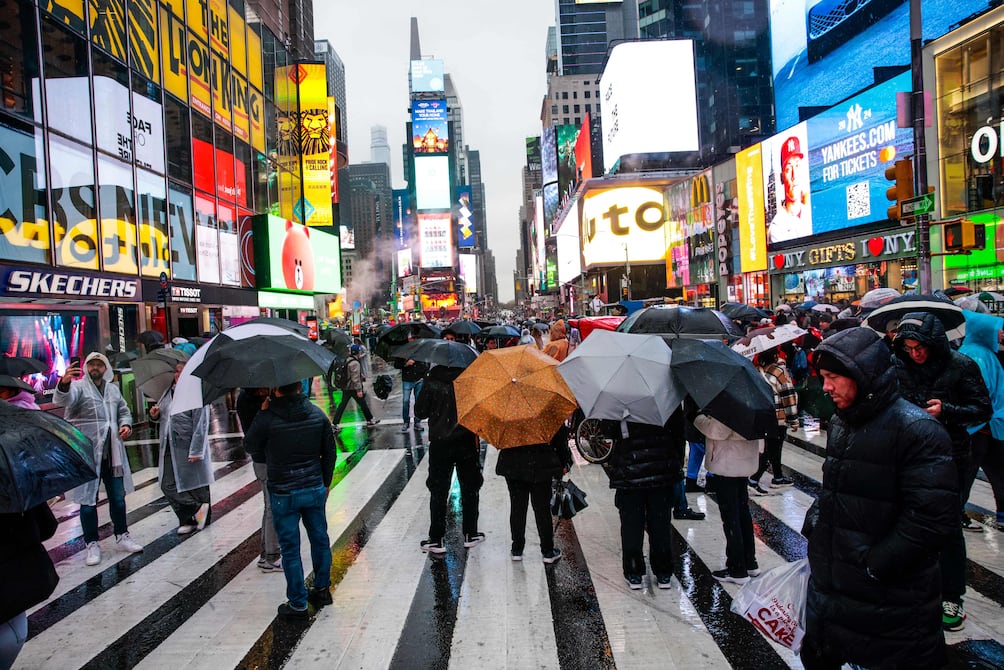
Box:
[693,413,763,585]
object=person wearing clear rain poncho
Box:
[149,362,214,535]
[54,352,142,566]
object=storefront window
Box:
[0,0,41,121]
[165,95,192,183]
[132,73,165,174]
[98,154,138,275]
[41,18,92,144]
[0,117,49,264]
[168,180,196,280]
[137,168,168,277]
[50,133,97,269]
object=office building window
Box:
[584,90,590,99]
[551,105,558,115]
[562,91,568,99]
[562,105,569,114]
[572,91,577,99]
[573,104,580,113]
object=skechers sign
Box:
[580,186,669,267]
[2,266,140,300]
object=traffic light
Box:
[943,220,986,252]
[621,285,629,299]
[885,158,914,221]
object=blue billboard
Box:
[411,99,449,154]
[392,189,413,248]
[771,0,986,130]
[455,186,475,248]
[806,71,914,235]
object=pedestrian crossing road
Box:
[15,383,1004,669]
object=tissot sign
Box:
[1,265,141,301]
[767,230,917,273]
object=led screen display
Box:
[542,126,558,185]
[418,213,453,268]
[410,59,445,93]
[579,185,669,267]
[0,308,100,393]
[459,253,477,293]
[455,186,475,248]
[770,0,985,130]
[414,156,452,210]
[252,214,341,293]
[412,99,449,155]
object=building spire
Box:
[410,17,422,60]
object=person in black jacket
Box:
[244,381,337,619]
[802,327,957,670]
[601,410,685,590]
[892,311,991,631]
[414,365,484,554]
[496,425,572,563]
[237,387,282,572]
[1,503,59,669]
[395,333,430,433]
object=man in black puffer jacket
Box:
[601,409,685,590]
[802,328,956,669]
[892,311,991,632]
[245,381,337,619]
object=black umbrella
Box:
[478,325,522,339]
[241,316,310,336]
[392,338,479,369]
[0,375,34,393]
[191,333,335,389]
[617,305,742,340]
[719,302,771,324]
[322,328,353,357]
[670,338,776,440]
[187,336,209,348]
[137,330,165,350]
[862,293,966,340]
[374,322,442,360]
[531,322,551,332]
[0,356,48,377]
[0,400,97,512]
[445,319,482,336]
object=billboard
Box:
[665,171,715,289]
[252,214,341,293]
[397,248,414,278]
[418,213,453,268]
[543,183,560,234]
[414,156,452,210]
[556,204,582,285]
[557,124,580,205]
[296,62,334,227]
[412,99,449,154]
[542,126,558,185]
[459,253,478,293]
[526,136,542,170]
[600,41,699,172]
[580,186,668,268]
[0,121,49,266]
[736,144,767,273]
[770,0,985,130]
[575,114,594,184]
[762,122,811,244]
[455,186,475,248]
[392,189,413,248]
[411,59,445,93]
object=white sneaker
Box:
[194,503,210,530]
[85,541,101,566]
[177,524,197,535]
[115,532,143,553]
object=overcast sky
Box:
[314,1,555,304]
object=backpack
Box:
[330,358,350,390]
[373,374,393,400]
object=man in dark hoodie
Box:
[414,365,484,553]
[244,381,337,619]
[892,311,991,631]
[802,327,956,669]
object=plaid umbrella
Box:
[454,345,576,449]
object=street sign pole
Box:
[159,272,172,342]
[910,0,932,293]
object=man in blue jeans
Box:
[245,381,337,619]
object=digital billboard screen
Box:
[770,0,985,130]
[557,124,579,204]
[411,59,445,93]
[542,126,558,185]
[252,214,341,293]
[418,213,453,268]
[600,40,698,172]
[414,156,452,210]
[459,253,478,293]
[392,189,413,247]
[455,186,475,248]
[412,99,449,154]
[762,122,812,244]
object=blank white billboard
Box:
[414,155,452,210]
[600,40,699,172]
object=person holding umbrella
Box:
[749,347,798,493]
[396,333,430,433]
[331,344,379,429]
[237,387,282,572]
[495,425,572,563]
[54,353,142,565]
[149,363,213,535]
[0,376,38,409]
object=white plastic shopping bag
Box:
[729,558,810,652]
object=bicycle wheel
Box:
[575,418,614,464]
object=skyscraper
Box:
[556,0,639,76]
[371,125,392,166]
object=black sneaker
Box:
[420,539,446,554]
[712,569,749,585]
[656,575,673,589]
[624,574,643,590]
[542,548,562,564]
[463,532,486,548]
[962,517,985,533]
[511,550,523,562]
[770,477,794,488]
[747,560,761,577]
[748,480,769,496]
[674,508,706,521]
[277,602,310,619]
[308,586,333,608]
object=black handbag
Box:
[550,477,588,520]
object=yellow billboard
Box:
[44,0,86,33]
[90,0,127,61]
[736,144,767,273]
[186,0,207,41]
[249,87,265,153]
[208,0,228,60]
[246,27,263,91]
[129,0,159,83]
[228,5,247,75]
[211,49,232,129]
[189,38,212,118]
[298,63,332,227]
[232,75,250,143]
[160,4,188,100]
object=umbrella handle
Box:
[620,409,630,440]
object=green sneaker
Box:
[942,600,965,631]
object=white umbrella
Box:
[171,322,309,415]
[811,304,839,313]
[557,330,684,429]
[955,296,989,314]
[731,323,808,358]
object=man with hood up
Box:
[54,353,141,566]
[893,312,991,631]
[802,328,956,669]
[958,311,1004,531]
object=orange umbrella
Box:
[454,345,577,449]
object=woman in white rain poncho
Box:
[53,352,141,565]
[150,362,214,535]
